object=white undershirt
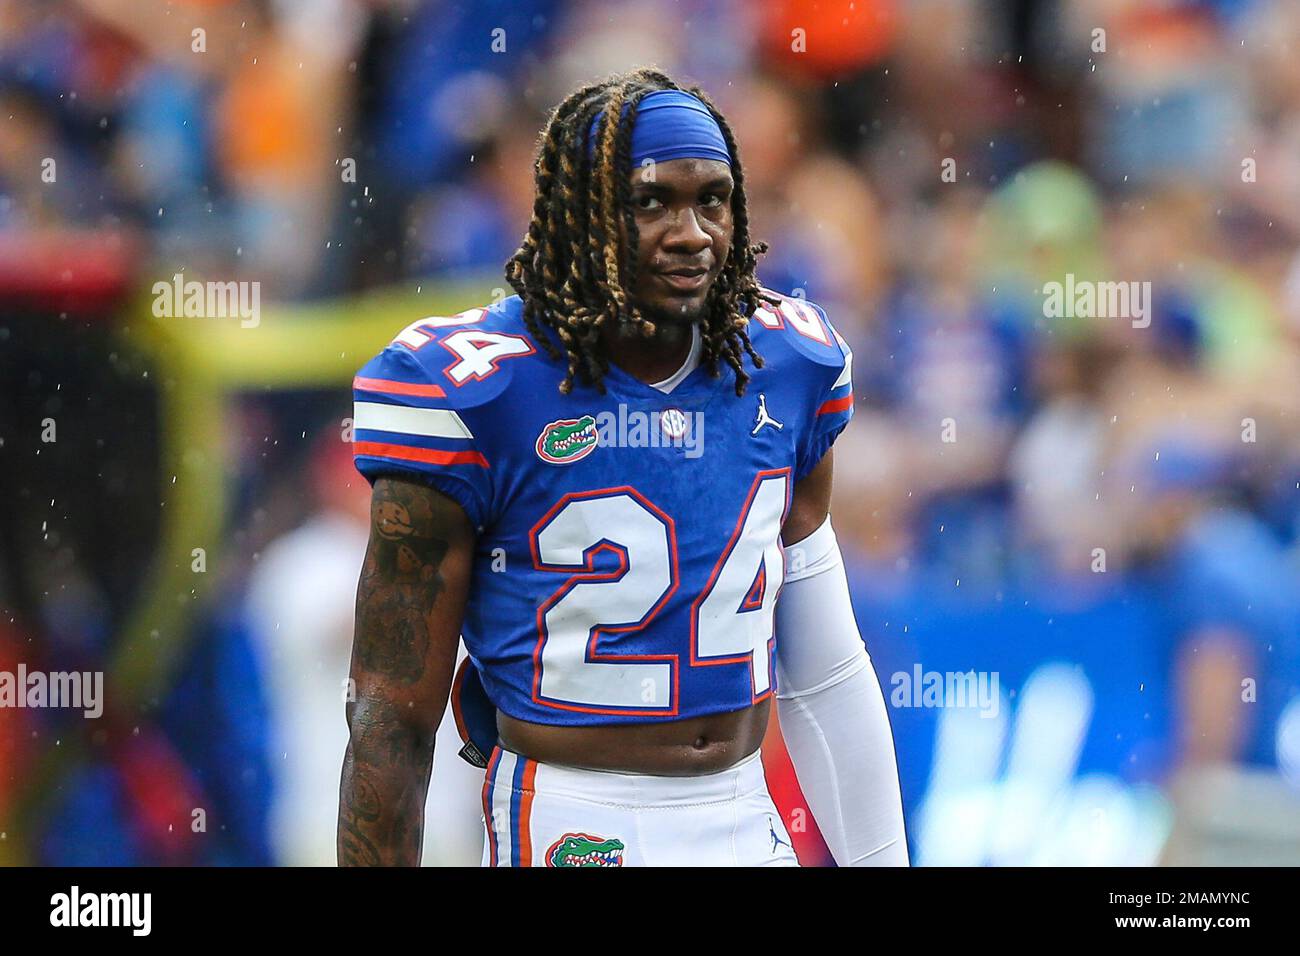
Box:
[649,323,702,394]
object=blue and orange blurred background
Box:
[2,0,1299,865]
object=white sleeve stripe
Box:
[832,331,853,389]
[833,359,852,390]
[353,401,474,440]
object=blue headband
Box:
[586,89,732,167]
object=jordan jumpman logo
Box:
[769,815,793,853]
[751,394,783,435]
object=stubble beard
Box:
[623,286,712,341]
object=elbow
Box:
[347,690,437,759]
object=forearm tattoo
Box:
[339,699,429,866]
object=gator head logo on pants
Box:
[545,832,626,867]
[536,415,598,464]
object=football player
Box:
[338,69,906,867]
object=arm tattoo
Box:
[339,701,429,866]
[339,478,469,866]
[338,766,383,866]
[354,479,452,684]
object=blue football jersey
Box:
[353,292,853,725]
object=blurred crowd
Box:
[2,0,1300,865]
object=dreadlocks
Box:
[505,68,774,396]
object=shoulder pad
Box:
[748,289,852,375]
[358,298,547,410]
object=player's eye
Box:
[637,195,663,210]
[700,193,723,208]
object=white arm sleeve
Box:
[775,515,908,866]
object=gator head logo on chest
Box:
[545,832,626,867]
[536,415,599,464]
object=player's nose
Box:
[661,207,712,254]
